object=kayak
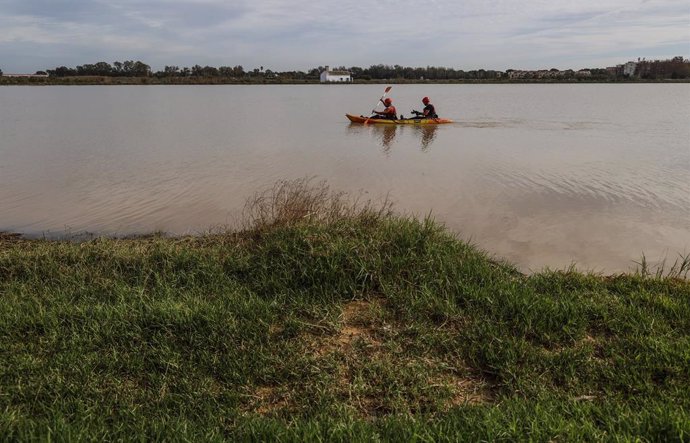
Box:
[346,114,453,125]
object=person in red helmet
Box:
[371,97,397,120]
[412,96,438,119]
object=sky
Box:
[0,0,689,73]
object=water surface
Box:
[1,84,689,272]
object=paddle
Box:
[365,86,392,125]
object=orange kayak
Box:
[346,114,453,125]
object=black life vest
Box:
[424,104,438,118]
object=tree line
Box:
[40,62,508,80]
[46,61,153,77]
[3,58,689,80]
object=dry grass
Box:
[241,177,393,230]
[0,232,22,242]
[634,252,690,279]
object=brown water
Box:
[1,84,689,272]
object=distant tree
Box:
[94,62,113,76]
[666,57,690,78]
[202,66,218,77]
[276,70,304,80]
[127,61,137,75]
[76,64,93,75]
[189,65,217,77]
[35,71,47,75]
[163,65,180,76]
[218,66,234,77]
[120,61,135,76]
[0,68,3,76]
[402,66,415,79]
[75,62,113,76]
[47,66,77,77]
[349,66,363,77]
[107,60,150,77]
[132,61,151,77]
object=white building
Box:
[623,62,637,77]
[320,66,352,83]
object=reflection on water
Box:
[347,123,439,152]
[1,84,689,273]
[415,126,438,151]
[376,126,397,153]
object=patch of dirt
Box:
[581,334,597,345]
[268,323,284,336]
[205,377,223,397]
[314,299,382,357]
[251,386,291,415]
[326,299,493,414]
[441,373,495,407]
[251,299,495,417]
[542,333,602,356]
[336,300,381,347]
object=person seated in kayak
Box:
[371,98,397,120]
[411,97,438,119]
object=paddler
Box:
[371,97,397,120]
[412,96,438,119]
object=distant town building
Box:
[623,62,637,77]
[605,57,689,79]
[506,69,575,79]
[606,66,622,76]
[2,73,49,78]
[320,66,352,83]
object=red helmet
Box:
[422,96,430,104]
[384,98,392,105]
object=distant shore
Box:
[2,76,689,86]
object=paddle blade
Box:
[384,86,392,93]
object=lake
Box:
[1,84,689,273]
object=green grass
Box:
[1,181,689,441]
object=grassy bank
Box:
[1,181,689,441]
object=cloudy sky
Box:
[0,0,688,73]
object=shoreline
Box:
[2,228,688,278]
[2,76,690,86]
